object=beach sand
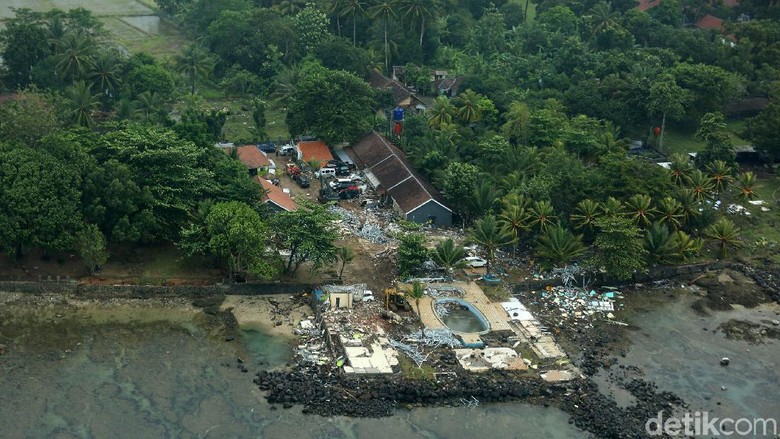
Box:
[220,294,311,337]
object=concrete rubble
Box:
[454,347,528,372]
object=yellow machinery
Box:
[384,287,412,312]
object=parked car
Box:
[279,144,296,155]
[315,168,336,178]
[462,256,487,268]
[328,178,353,190]
[294,174,310,188]
[258,142,276,153]
[362,290,375,302]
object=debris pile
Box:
[294,319,331,365]
[531,286,623,324]
[328,205,395,244]
[389,340,429,367]
[405,328,462,348]
[358,222,389,243]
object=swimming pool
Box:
[434,298,490,334]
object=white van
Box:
[316,168,336,178]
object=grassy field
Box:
[732,172,780,265]
[0,0,185,58]
[216,96,291,144]
[660,122,750,157]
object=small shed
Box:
[328,292,353,309]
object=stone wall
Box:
[0,281,313,298]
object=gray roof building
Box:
[346,132,452,226]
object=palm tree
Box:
[643,221,677,265]
[705,217,742,259]
[89,51,122,101]
[407,281,426,334]
[468,215,515,274]
[340,0,366,45]
[535,224,585,269]
[428,95,456,129]
[570,199,602,232]
[132,91,165,123]
[590,2,620,36]
[601,196,625,217]
[276,0,305,15]
[271,63,301,105]
[673,230,702,261]
[625,194,657,228]
[398,0,439,47]
[369,0,397,73]
[66,80,100,128]
[527,200,557,233]
[336,246,354,280]
[328,0,345,36]
[498,202,530,255]
[675,188,701,228]
[498,145,539,176]
[668,154,691,186]
[455,89,483,125]
[175,44,214,95]
[686,169,714,202]
[56,32,95,81]
[498,172,523,194]
[706,160,733,195]
[501,101,531,144]
[735,172,758,201]
[657,196,684,230]
[469,180,501,218]
[431,238,467,274]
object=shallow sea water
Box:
[0,302,589,439]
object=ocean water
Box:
[596,293,780,438]
[0,301,589,439]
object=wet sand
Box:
[221,294,311,337]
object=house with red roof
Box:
[255,177,298,212]
[223,145,271,176]
[695,14,724,31]
[296,140,334,167]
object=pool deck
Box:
[414,282,512,333]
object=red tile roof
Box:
[695,14,724,31]
[297,140,333,165]
[225,145,270,169]
[637,0,660,11]
[255,177,298,212]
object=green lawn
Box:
[215,96,290,144]
[728,173,780,266]
[660,121,752,157]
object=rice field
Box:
[0,0,186,58]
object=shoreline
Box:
[0,264,777,438]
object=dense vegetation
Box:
[0,0,777,279]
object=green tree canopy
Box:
[587,215,647,280]
[286,59,376,144]
[397,232,429,279]
[0,145,83,258]
[272,201,339,275]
